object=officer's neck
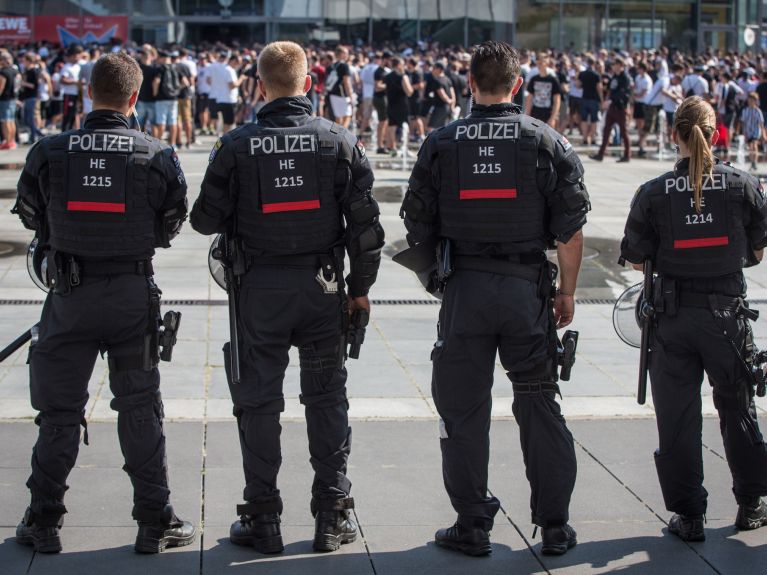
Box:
[472,94,515,106]
[92,103,131,117]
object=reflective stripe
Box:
[262,199,321,213]
[459,188,517,200]
[67,201,126,213]
[673,236,729,249]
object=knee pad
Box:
[507,361,560,396]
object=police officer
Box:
[401,41,590,557]
[190,41,384,554]
[12,52,195,554]
[620,96,767,540]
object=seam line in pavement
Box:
[352,509,379,575]
[370,318,436,417]
[489,488,550,574]
[199,304,213,575]
[572,437,723,574]
[24,547,35,575]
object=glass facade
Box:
[2,0,763,50]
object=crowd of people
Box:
[2,40,767,167]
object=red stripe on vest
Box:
[67,201,126,213]
[459,188,518,200]
[673,236,730,249]
[262,200,321,214]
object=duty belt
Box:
[77,259,154,277]
[246,247,345,269]
[679,292,743,313]
[247,254,325,268]
[453,255,541,283]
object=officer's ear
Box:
[128,90,139,110]
[510,75,524,97]
[258,78,267,100]
[302,75,311,95]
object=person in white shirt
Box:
[359,53,378,137]
[633,62,652,156]
[196,54,214,135]
[59,45,82,131]
[208,53,241,133]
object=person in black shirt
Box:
[174,51,194,148]
[0,51,19,149]
[591,56,632,163]
[385,57,414,153]
[756,71,767,121]
[426,62,454,132]
[407,58,425,141]
[136,46,157,131]
[525,56,561,126]
[373,52,390,153]
[326,46,353,128]
[20,51,44,144]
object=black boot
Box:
[134,504,196,553]
[434,522,492,556]
[15,507,63,554]
[312,497,357,552]
[230,514,284,554]
[668,513,705,542]
[541,524,577,555]
[735,498,767,530]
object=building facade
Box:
[4,0,766,52]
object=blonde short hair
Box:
[258,41,307,96]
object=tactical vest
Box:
[650,163,748,278]
[232,118,344,255]
[436,116,546,244]
[45,128,157,258]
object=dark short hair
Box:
[470,41,520,95]
[91,52,143,108]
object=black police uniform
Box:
[401,103,590,549]
[190,96,384,551]
[621,158,767,535]
[13,109,194,553]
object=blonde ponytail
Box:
[673,96,716,214]
[687,124,714,214]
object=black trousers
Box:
[431,270,577,531]
[224,264,350,511]
[27,274,169,521]
[650,305,767,516]
[60,94,77,132]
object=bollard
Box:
[370,109,379,149]
[657,111,666,162]
[401,123,409,171]
[736,134,747,168]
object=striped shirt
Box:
[741,106,764,140]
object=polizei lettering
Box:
[665,173,726,194]
[68,133,135,153]
[455,123,519,141]
[250,134,317,155]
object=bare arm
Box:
[343,75,353,99]
[402,74,414,97]
[756,249,764,262]
[152,75,160,97]
[525,91,533,115]
[550,93,561,126]
[554,229,584,328]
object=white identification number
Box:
[685,213,713,225]
[274,176,304,188]
[472,163,502,174]
[82,175,112,187]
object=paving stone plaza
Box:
[0,140,765,573]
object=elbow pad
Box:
[348,194,380,224]
[12,196,41,231]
